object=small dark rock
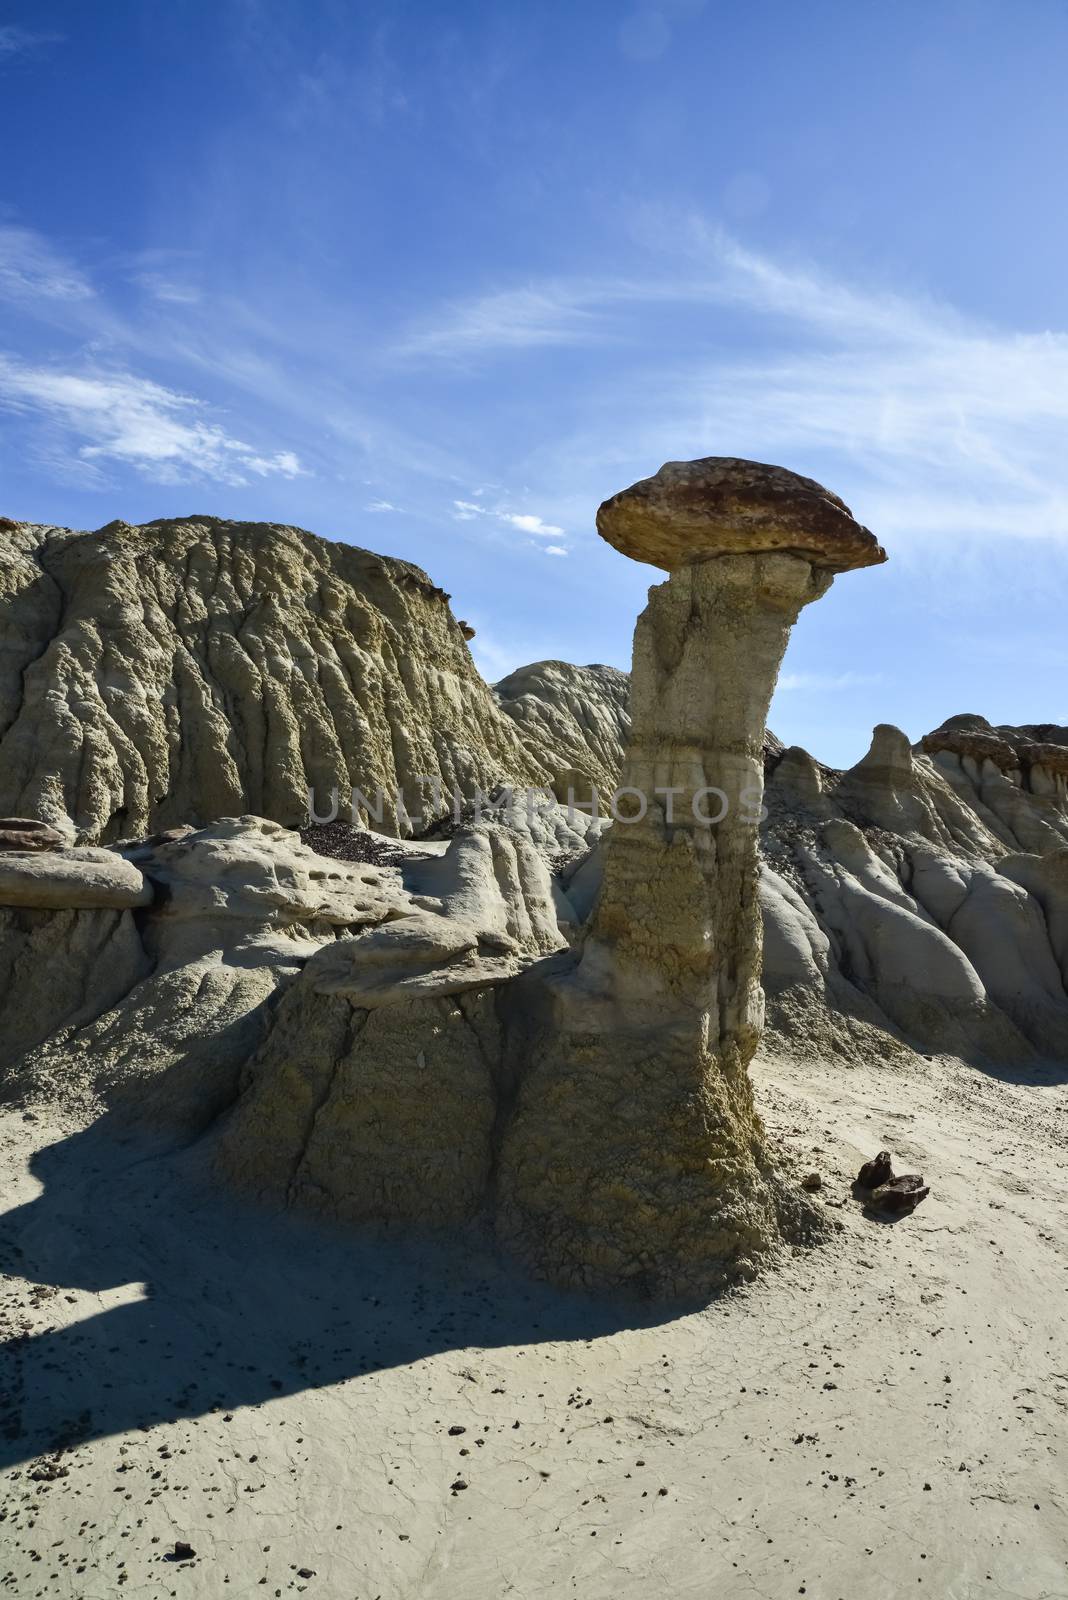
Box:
[142,825,196,848]
[801,1172,822,1192]
[870,1174,929,1214]
[167,1542,196,1562]
[855,1150,894,1190]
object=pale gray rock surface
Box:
[494,660,630,802]
[758,717,1068,1066]
[0,848,151,909]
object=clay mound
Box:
[0,515,550,844]
[494,660,630,801]
[0,811,567,1135]
[759,716,1068,1066]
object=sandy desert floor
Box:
[2,1043,1067,1600]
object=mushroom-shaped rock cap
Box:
[596,457,886,573]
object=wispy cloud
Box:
[0,356,307,485]
[450,496,567,551]
[132,272,202,306]
[428,229,1068,548]
[0,226,93,304]
[632,243,1068,541]
[0,26,63,60]
[366,498,397,511]
[118,246,203,306]
[397,284,609,360]
[402,234,954,366]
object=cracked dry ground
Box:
[1,1042,1066,1600]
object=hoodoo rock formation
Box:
[497,459,886,1295]
[4,479,1068,1306]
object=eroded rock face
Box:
[0,516,549,844]
[759,715,1068,1067]
[0,816,399,1124]
[211,817,568,1222]
[0,813,565,1139]
[213,988,503,1228]
[494,661,630,803]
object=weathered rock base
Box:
[214,984,503,1230]
[496,985,827,1298]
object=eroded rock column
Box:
[497,458,886,1298]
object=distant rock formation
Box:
[759,715,1068,1065]
[494,660,630,803]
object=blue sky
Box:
[2,0,1067,766]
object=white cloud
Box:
[544,544,568,557]
[451,497,568,543]
[501,512,565,537]
[0,355,306,485]
[366,498,397,511]
[0,226,93,303]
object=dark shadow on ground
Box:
[0,1116,683,1470]
[967,1054,1068,1089]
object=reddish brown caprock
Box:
[596,455,887,573]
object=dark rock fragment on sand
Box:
[855,1151,894,1190]
[869,1174,930,1214]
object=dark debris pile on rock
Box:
[298,821,407,866]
